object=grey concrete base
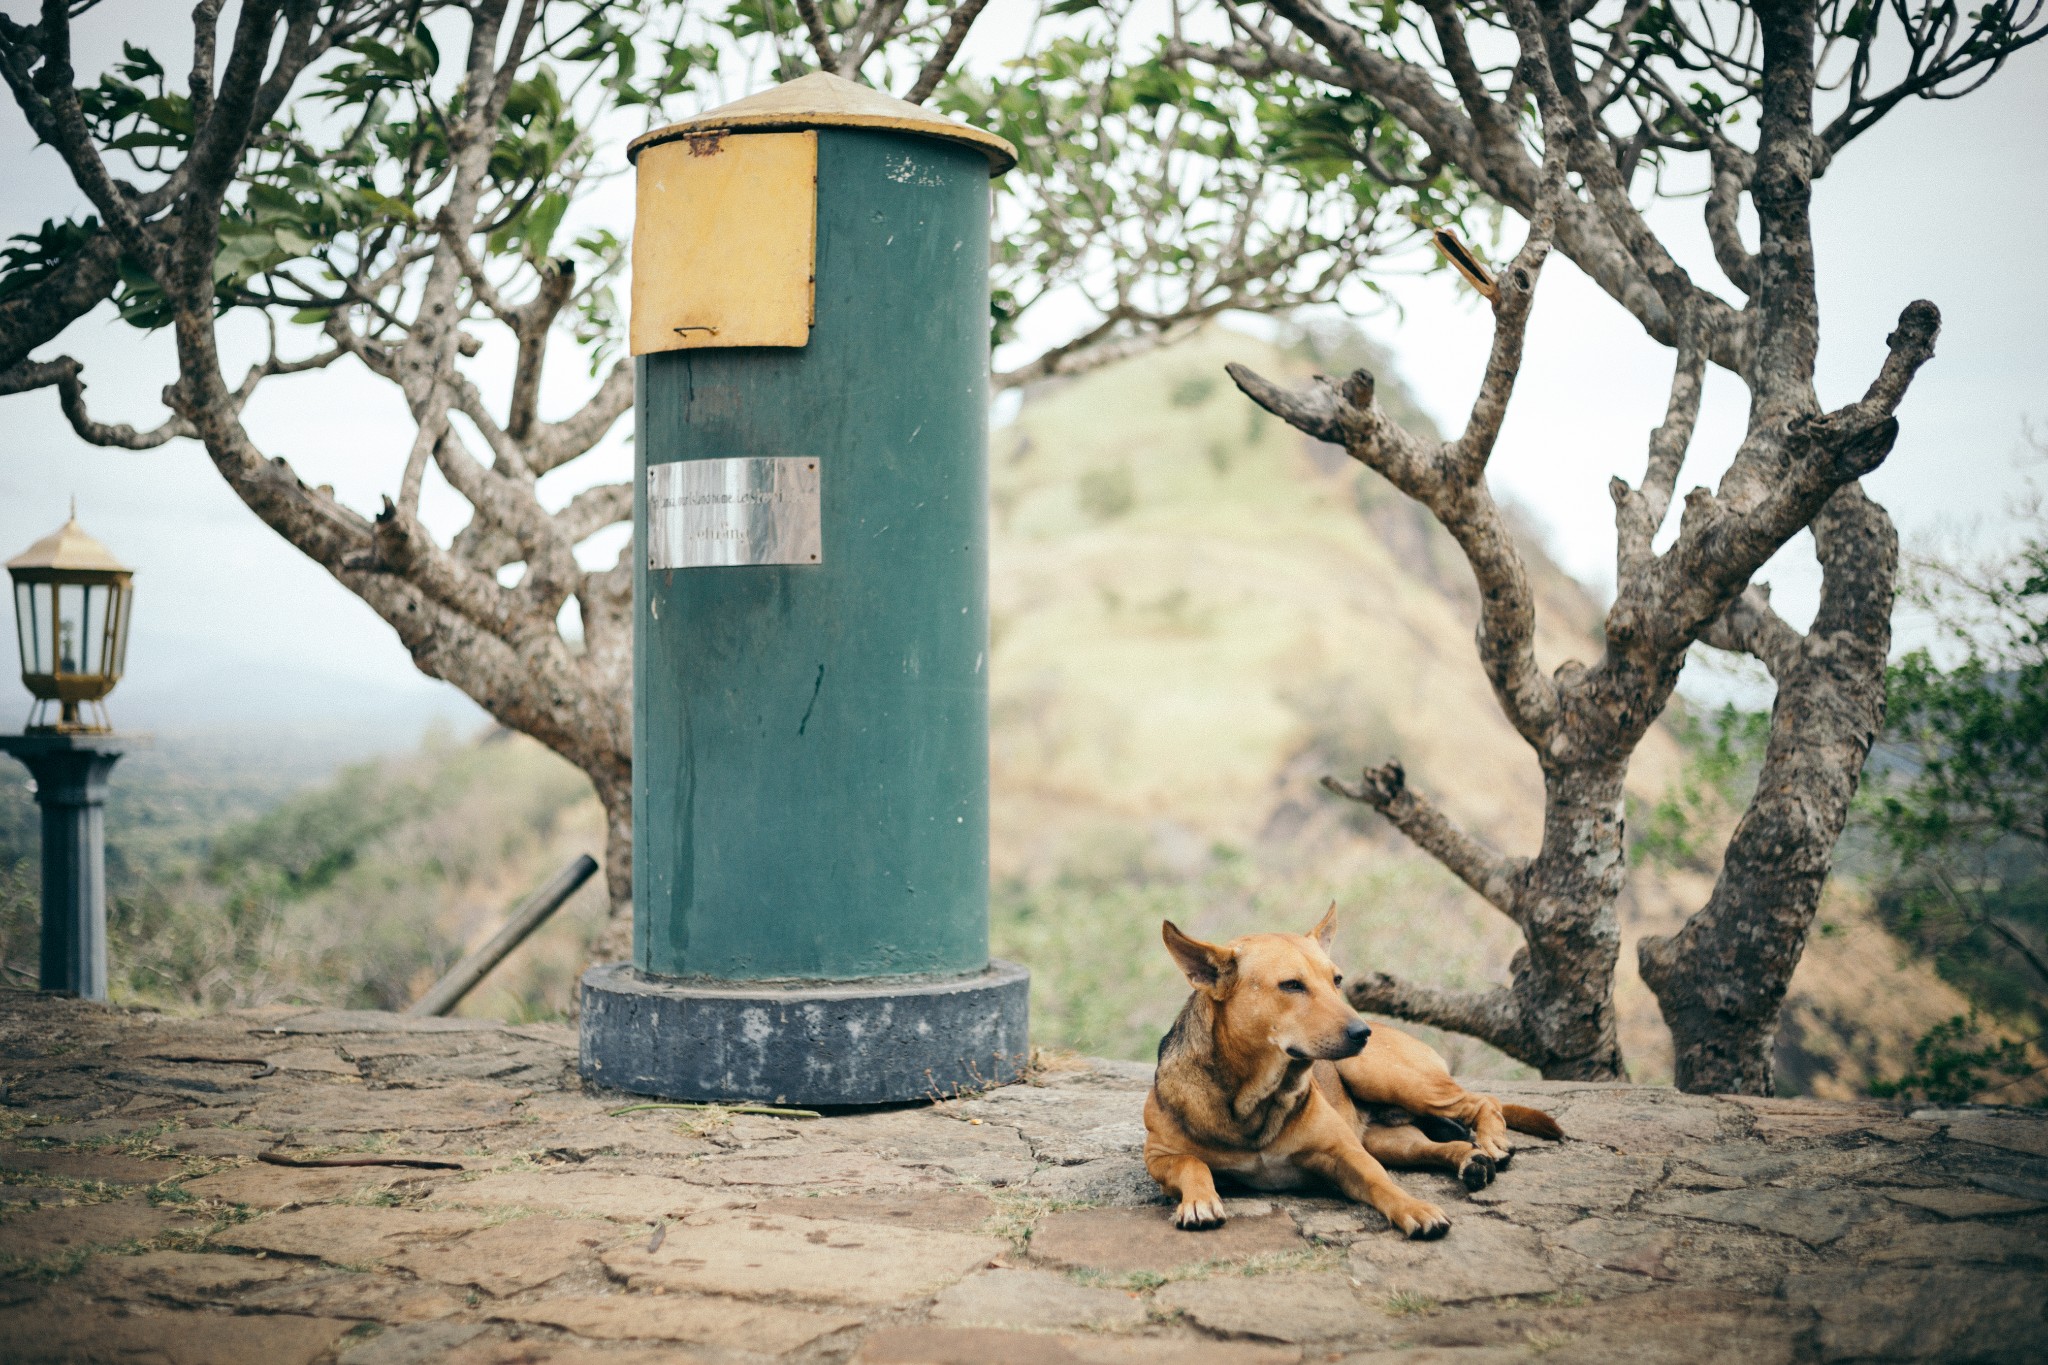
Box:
[579,959,1030,1105]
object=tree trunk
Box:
[1640,484,1897,1092]
[1514,760,1628,1079]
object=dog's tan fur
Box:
[1142,908,1563,1239]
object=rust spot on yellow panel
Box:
[631,129,816,355]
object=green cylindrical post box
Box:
[579,73,1029,1104]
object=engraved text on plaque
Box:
[647,457,822,569]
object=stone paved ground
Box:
[2,992,2045,1364]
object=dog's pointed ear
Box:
[1162,920,1234,993]
[1309,902,1338,950]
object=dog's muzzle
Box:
[1294,1020,1372,1061]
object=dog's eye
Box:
[1278,979,1307,994]
[1333,974,1344,987]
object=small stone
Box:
[183,1164,418,1209]
[388,1216,622,1296]
[1643,1187,1885,1246]
[1346,1213,1556,1302]
[1027,1206,1303,1275]
[932,1268,1149,1331]
[1155,1272,1366,1341]
[492,1291,862,1350]
[601,1210,1003,1305]
[851,1326,1301,1364]
[1884,1187,2047,1219]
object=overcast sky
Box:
[1,5,2042,751]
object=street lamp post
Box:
[2,511,137,1001]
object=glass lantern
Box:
[7,512,134,733]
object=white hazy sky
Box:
[0,4,2042,747]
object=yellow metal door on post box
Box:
[631,130,817,354]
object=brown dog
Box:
[1143,907,1562,1239]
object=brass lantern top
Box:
[7,516,132,584]
[9,511,135,733]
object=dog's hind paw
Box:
[1458,1151,1496,1192]
[1174,1197,1227,1230]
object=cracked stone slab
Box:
[686,1150,950,1190]
[491,1290,863,1350]
[852,1326,1301,1364]
[79,1250,298,1303]
[931,1268,1149,1330]
[1346,1213,1557,1302]
[601,1210,1004,1305]
[157,1127,285,1159]
[1545,1217,1682,1282]
[386,1215,625,1296]
[1155,1271,1368,1341]
[336,1322,491,1365]
[1884,1186,2048,1219]
[1785,1266,2048,1362]
[753,1187,998,1233]
[1727,1095,1918,1140]
[1935,1112,2048,1160]
[0,1146,182,1185]
[1466,1146,1661,1211]
[1642,1186,1888,1246]
[1538,1093,1733,1153]
[0,1195,204,1263]
[1679,1139,1914,1186]
[245,1081,529,1134]
[422,1169,745,1222]
[238,1271,471,1323]
[0,1291,354,1365]
[434,1330,713,1365]
[1858,1219,2048,1265]
[1027,1205,1304,1274]
[183,1163,424,1209]
[209,1204,497,1264]
[1021,1154,1161,1205]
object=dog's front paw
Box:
[1458,1151,1496,1191]
[1390,1198,1450,1240]
[1174,1196,1227,1230]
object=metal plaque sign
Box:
[647,457,822,569]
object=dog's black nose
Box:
[1346,1020,1371,1046]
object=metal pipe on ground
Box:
[406,854,600,1017]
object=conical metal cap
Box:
[629,70,1015,175]
[7,516,131,577]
